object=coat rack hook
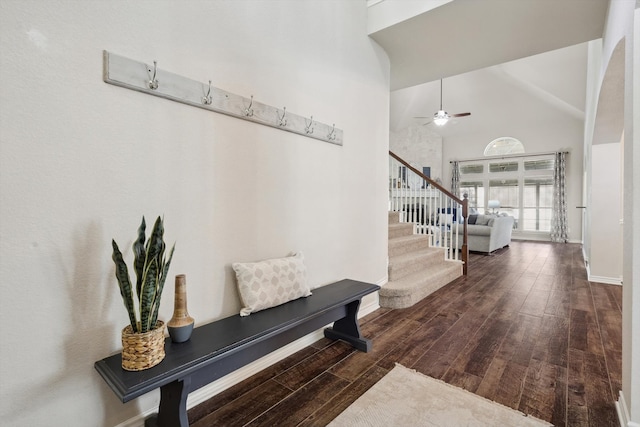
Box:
[305,115,314,134]
[147,60,159,90]
[202,80,212,105]
[244,95,254,117]
[277,107,287,126]
[327,123,336,141]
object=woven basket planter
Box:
[121,321,165,371]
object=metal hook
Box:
[147,60,159,90]
[244,95,254,117]
[305,115,314,134]
[277,107,287,127]
[327,123,336,140]
[202,80,212,105]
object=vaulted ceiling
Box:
[369,0,613,141]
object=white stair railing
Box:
[389,151,469,272]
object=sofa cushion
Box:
[468,214,478,225]
[232,252,311,316]
[466,224,493,236]
[475,214,496,226]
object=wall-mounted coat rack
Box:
[102,51,343,146]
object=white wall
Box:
[367,0,451,34]
[582,39,604,269]
[0,1,390,425]
[623,5,640,425]
[389,125,443,181]
[589,143,622,283]
[592,1,638,424]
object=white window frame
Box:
[458,154,555,235]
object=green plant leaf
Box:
[139,258,159,333]
[133,216,146,300]
[150,243,175,328]
[112,216,174,334]
[145,216,165,273]
[112,239,138,331]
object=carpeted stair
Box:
[380,212,463,309]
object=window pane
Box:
[539,208,552,232]
[460,164,484,174]
[460,181,484,209]
[484,137,525,156]
[489,162,518,173]
[521,177,553,231]
[489,179,519,209]
[524,159,554,171]
[539,184,553,208]
[522,208,537,230]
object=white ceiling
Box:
[370,0,609,91]
[390,42,589,138]
[371,0,614,142]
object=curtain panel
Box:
[551,152,569,242]
[451,161,460,197]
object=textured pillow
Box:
[468,214,478,225]
[475,214,495,226]
[232,252,311,316]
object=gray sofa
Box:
[454,214,514,253]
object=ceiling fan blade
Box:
[422,120,432,126]
[450,112,471,118]
[413,116,431,119]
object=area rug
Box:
[328,364,552,427]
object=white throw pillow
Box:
[232,252,311,316]
[475,214,495,226]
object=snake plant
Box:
[112,216,175,333]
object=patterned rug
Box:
[328,364,552,426]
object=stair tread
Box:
[385,210,465,308]
[388,222,415,239]
[389,247,442,264]
[381,261,463,294]
[388,234,430,245]
[388,222,413,229]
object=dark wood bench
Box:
[95,279,379,427]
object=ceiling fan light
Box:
[433,110,449,126]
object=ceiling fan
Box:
[414,79,471,126]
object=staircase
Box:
[380,211,463,309]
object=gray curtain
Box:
[451,161,460,196]
[551,152,569,242]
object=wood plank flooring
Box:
[189,241,622,426]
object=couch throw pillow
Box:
[468,214,478,225]
[232,252,311,316]
[475,214,495,226]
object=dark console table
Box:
[95,279,379,426]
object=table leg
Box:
[324,299,372,352]
[145,377,191,427]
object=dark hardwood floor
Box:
[189,241,622,426]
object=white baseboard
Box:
[616,390,640,427]
[116,283,383,427]
[583,250,623,286]
[588,274,622,286]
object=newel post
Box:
[461,193,469,275]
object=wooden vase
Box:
[167,274,195,343]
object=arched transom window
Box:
[484,137,525,156]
